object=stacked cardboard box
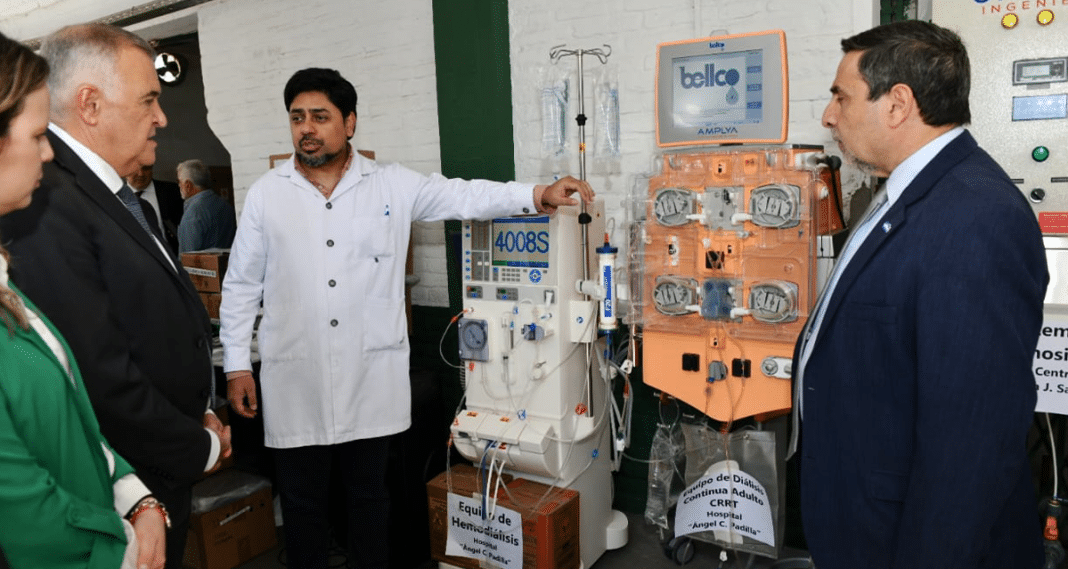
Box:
[427,464,580,569]
[180,249,229,319]
[183,469,276,569]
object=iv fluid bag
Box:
[594,64,621,160]
[540,67,569,157]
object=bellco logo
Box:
[679,63,741,90]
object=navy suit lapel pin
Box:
[882,220,892,233]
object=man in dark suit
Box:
[0,23,231,568]
[790,21,1047,568]
[126,164,183,254]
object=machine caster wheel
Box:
[663,536,696,565]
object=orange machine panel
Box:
[637,146,824,421]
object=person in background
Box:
[175,159,236,253]
[0,31,167,569]
[125,164,182,254]
[790,20,1047,569]
[220,67,594,569]
[0,23,231,569]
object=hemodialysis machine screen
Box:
[671,50,764,128]
[491,216,550,269]
[656,29,787,146]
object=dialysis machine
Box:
[451,201,629,568]
[634,30,837,424]
[446,28,842,567]
[624,30,843,561]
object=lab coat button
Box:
[329,279,336,287]
[326,202,333,210]
[326,239,334,247]
[522,207,530,214]
[330,319,339,327]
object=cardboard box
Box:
[199,292,222,320]
[427,465,580,569]
[183,471,276,569]
[181,250,229,293]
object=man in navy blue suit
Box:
[791,20,1047,568]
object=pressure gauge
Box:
[748,280,798,323]
[749,184,800,228]
[653,188,696,226]
[457,318,489,361]
[653,276,698,315]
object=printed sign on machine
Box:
[1035,312,1068,414]
[445,493,523,568]
[674,461,775,547]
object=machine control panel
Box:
[1014,57,1067,85]
[933,2,1067,231]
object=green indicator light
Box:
[1033,146,1050,162]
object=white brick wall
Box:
[197,0,448,306]
[509,0,873,253]
[197,0,876,308]
[0,0,137,40]
[1,0,878,308]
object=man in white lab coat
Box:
[219,67,593,569]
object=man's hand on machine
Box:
[226,370,258,419]
[535,176,596,214]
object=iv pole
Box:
[549,44,611,416]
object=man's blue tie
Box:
[116,183,155,237]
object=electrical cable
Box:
[823,155,846,229]
[444,285,617,532]
[533,311,595,381]
[1048,412,1059,498]
[491,334,613,515]
[714,325,749,469]
[489,448,507,522]
[438,308,470,370]
[1043,412,1066,569]
[543,356,614,444]
[445,433,455,495]
[607,357,632,469]
[444,376,472,495]
[490,299,591,417]
[479,440,496,521]
[485,445,498,520]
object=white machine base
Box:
[605,509,629,550]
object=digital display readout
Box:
[491,216,550,268]
[1021,63,1051,78]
